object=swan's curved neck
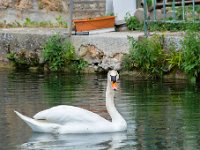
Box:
[106,80,125,124]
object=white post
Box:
[68,0,74,37]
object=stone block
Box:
[134,8,145,23]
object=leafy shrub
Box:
[68,59,88,73]
[123,35,167,77]
[148,22,200,32]
[56,16,68,28]
[22,17,67,28]
[43,34,87,72]
[182,31,200,80]
[43,34,75,71]
[123,31,200,81]
[125,20,200,32]
[176,5,200,20]
[146,0,153,7]
[166,48,182,72]
[125,13,142,30]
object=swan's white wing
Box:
[33,105,109,125]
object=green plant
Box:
[182,31,200,81]
[56,16,67,28]
[122,37,137,70]
[123,35,167,77]
[166,47,183,71]
[24,18,33,27]
[149,22,181,32]
[69,59,88,73]
[21,17,67,28]
[176,5,200,21]
[43,34,75,71]
[6,50,39,69]
[148,22,200,32]
[43,34,87,72]
[146,0,153,7]
[125,13,142,30]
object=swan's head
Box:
[108,70,119,91]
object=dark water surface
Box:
[0,69,200,150]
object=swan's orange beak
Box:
[112,82,117,91]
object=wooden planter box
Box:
[73,16,115,32]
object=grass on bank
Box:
[123,31,200,82]
[42,34,87,72]
[125,4,200,32]
[123,5,200,81]
[125,14,200,32]
[0,16,67,28]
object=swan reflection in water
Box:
[19,132,127,150]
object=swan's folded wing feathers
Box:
[33,105,108,125]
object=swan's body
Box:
[15,70,127,134]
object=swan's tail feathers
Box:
[14,110,60,133]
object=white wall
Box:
[106,0,113,15]
[112,0,136,22]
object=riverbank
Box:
[0,28,184,72]
[0,28,144,71]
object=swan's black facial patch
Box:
[111,75,117,83]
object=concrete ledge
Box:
[0,28,184,71]
[0,28,144,70]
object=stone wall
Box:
[71,34,130,71]
[73,0,106,19]
[0,0,106,24]
[0,28,131,71]
[0,28,60,62]
[0,28,184,72]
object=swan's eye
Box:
[110,75,117,82]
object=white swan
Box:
[14,70,127,134]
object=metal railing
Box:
[143,0,200,36]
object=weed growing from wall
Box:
[43,34,87,72]
[123,34,167,78]
[166,47,182,72]
[43,34,72,71]
[124,31,200,81]
[6,50,40,70]
[124,13,142,31]
[182,31,200,81]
